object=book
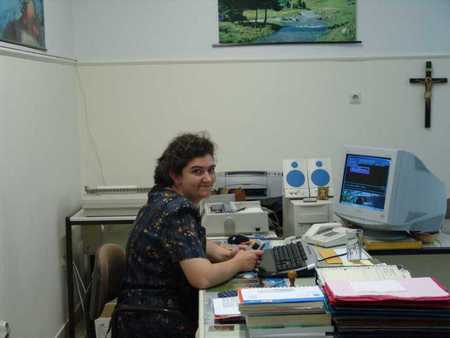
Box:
[238,286,324,305]
[363,236,422,250]
[247,325,334,337]
[245,312,331,328]
[239,301,324,315]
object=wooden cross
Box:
[410,61,447,128]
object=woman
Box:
[115,132,263,338]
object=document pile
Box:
[238,286,333,337]
[212,296,243,324]
[323,274,450,336]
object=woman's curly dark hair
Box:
[153,132,215,188]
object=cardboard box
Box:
[95,301,116,338]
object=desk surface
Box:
[198,221,450,338]
[69,209,136,223]
[366,219,450,255]
[198,277,316,338]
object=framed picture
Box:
[218,0,358,46]
[0,0,46,50]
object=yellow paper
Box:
[318,248,342,264]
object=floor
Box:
[75,320,87,338]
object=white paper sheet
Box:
[350,280,406,293]
[213,297,240,316]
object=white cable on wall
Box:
[76,66,107,185]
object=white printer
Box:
[202,201,269,236]
[81,186,149,216]
[214,171,282,200]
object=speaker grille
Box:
[311,169,330,186]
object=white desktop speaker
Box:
[283,159,309,198]
[307,158,334,197]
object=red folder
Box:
[324,277,450,309]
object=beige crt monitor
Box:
[334,146,446,233]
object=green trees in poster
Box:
[220,0,283,23]
[218,0,356,44]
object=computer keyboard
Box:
[258,239,316,277]
[273,241,308,271]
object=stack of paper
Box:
[238,287,333,337]
[323,276,450,335]
[316,264,411,286]
[212,296,243,324]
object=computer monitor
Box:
[334,146,446,233]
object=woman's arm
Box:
[180,249,263,289]
[206,240,238,262]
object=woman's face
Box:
[171,154,216,204]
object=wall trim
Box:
[0,44,77,65]
[54,303,84,338]
[77,53,450,67]
[54,324,65,338]
[1,48,447,67]
[446,199,450,219]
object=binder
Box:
[324,277,450,308]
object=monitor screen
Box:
[339,154,391,211]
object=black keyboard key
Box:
[272,241,310,272]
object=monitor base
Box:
[361,228,410,241]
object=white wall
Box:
[0,1,80,338]
[44,0,75,58]
[74,0,450,195]
[77,57,450,195]
[72,0,450,62]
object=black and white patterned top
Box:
[116,187,206,338]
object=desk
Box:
[370,222,450,289]
[198,277,316,338]
[65,209,136,338]
[67,211,450,338]
[198,223,450,337]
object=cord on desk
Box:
[317,252,348,262]
[297,252,347,270]
[262,207,282,237]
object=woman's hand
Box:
[231,249,264,272]
[207,240,238,262]
[181,245,264,289]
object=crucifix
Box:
[410,61,447,128]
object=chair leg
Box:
[85,286,97,338]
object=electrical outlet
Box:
[0,320,10,338]
[349,92,362,104]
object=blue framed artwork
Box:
[0,0,45,50]
[218,0,358,46]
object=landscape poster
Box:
[0,0,45,50]
[218,0,356,45]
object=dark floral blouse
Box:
[115,187,206,338]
